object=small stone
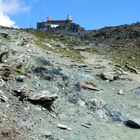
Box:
[50,114,56,118]
[131,87,140,95]
[104,105,125,121]
[78,100,85,107]
[27,49,32,52]
[124,118,140,128]
[27,90,58,106]
[99,72,119,81]
[3,60,8,63]
[125,64,139,74]
[86,98,106,111]
[0,95,8,102]
[16,75,26,82]
[0,90,8,102]
[81,81,99,91]
[57,124,71,131]
[102,72,114,81]
[0,78,5,87]
[118,89,125,95]
[122,71,128,75]
[81,123,91,128]
[42,131,52,138]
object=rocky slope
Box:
[81,22,140,67]
[0,25,140,140]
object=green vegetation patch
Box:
[35,40,84,62]
[84,48,101,54]
[16,69,28,75]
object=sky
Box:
[0,0,140,29]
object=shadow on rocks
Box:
[32,66,63,81]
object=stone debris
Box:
[86,98,106,111]
[0,23,140,140]
[12,86,28,101]
[0,32,9,38]
[0,78,5,87]
[118,89,125,95]
[81,81,99,91]
[15,75,26,82]
[124,118,140,128]
[27,91,58,106]
[81,123,91,128]
[98,72,119,81]
[0,95,8,102]
[104,105,125,122]
[131,87,140,95]
[125,64,139,74]
[57,124,72,131]
[0,90,8,102]
[0,51,9,63]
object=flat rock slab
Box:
[28,91,58,101]
[27,90,58,106]
[98,72,119,81]
[81,81,99,91]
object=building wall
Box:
[37,19,83,32]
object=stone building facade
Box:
[37,15,84,32]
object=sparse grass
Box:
[23,29,84,61]
[28,30,58,41]
[24,29,140,67]
[25,29,85,47]
[35,40,84,62]
[105,46,140,67]
[84,48,101,54]
[16,69,28,75]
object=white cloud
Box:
[0,0,30,27]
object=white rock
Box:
[0,90,8,102]
[0,78,5,87]
[118,89,125,95]
[57,124,72,131]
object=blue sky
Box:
[0,0,140,29]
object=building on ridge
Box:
[37,15,84,33]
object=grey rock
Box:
[16,75,26,82]
[45,85,59,95]
[125,64,139,74]
[0,78,5,87]
[36,57,51,66]
[41,131,53,138]
[67,92,82,104]
[0,90,8,102]
[33,66,63,80]
[57,124,71,131]
[53,41,66,48]
[86,98,106,111]
[99,72,119,81]
[27,90,58,107]
[124,117,140,128]
[104,105,125,121]
[78,64,88,68]
[43,42,53,48]
[0,32,9,38]
[131,87,140,95]
[81,81,99,91]
[74,82,81,92]
[118,89,125,95]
